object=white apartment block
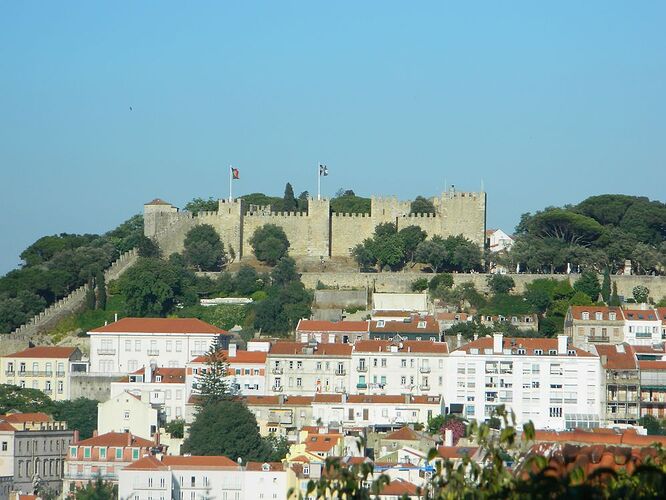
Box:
[118,455,287,500]
[445,334,602,431]
[187,344,267,396]
[89,318,227,374]
[98,391,159,440]
[110,365,188,422]
[266,342,352,395]
[350,340,448,396]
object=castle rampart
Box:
[145,190,487,260]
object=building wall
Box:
[98,393,159,440]
[266,355,351,395]
[69,373,118,402]
[13,429,73,496]
[0,355,79,401]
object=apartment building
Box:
[0,346,83,401]
[64,431,158,493]
[0,412,73,497]
[89,318,229,374]
[368,316,440,342]
[638,357,666,419]
[266,342,352,395]
[110,365,187,422]
[295,319,369,344]
[593,344,640,425]
[187,344,267,396]
[479,314,538,332]
[118,455,288,500]
[243,395,314,442]
[97,391,160,440]
[623,308,662,345]
[350,340,448,396]
[445,334,602,430]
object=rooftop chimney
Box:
[73,429,80,444]
[93,430,98,437]
[444,429,453,447]
[557,335,568,355]
[127,431,132,446]
[493,333,503,354]
[114,313,118,322]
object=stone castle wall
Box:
[146,190,487,260]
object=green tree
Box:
[609,281,622,306]
[639,414,666,435]
[0,384,52,414]
[183,400,269,461]
[250,224,290,265]
[411,278,428,292]
[569,291,594,306]
[84,278,96,310]
[410,196,436,214]
[271,257,299,287]
[95,271,107,310]
[283,183,297,212]
[398,226,427,265]
[428,274,454,292]
[633,285,650,303]
[197,344,231,405]
[573,271,601,301]
[415,238,448,273]
[51,398,98,440]
[373,234,405,271]
[235,265,262,296]
[184,197,219,214]
[297,191,310,211]
[119,257,187,317]
[486,274,515,295]
[601,268,611,303]
[330,192,371,214]
[351,242,375,271]
[136,235,161,258]
[74,477,117,500]
[165,418,185,438]
[183,224,226,271]
[374,222,397,238]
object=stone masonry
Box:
[144,190,487,260]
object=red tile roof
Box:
[90,317,226,334]
[305,433,342,453]
[190,349,267,364]
[638,360,666,371]
[4,346,79,359]
[353,339,448,354]
[386,427,421,441]
[346,395,440,405]
[126,455,240,470]
[455,336,595,357]
[369,317,439,335]
[372,310,414,318]
[75,431,154,448]
[245,461,284,471]
[0,412,51,423]
[268,342,352,356]
[379,480,420,496]
[125,367,186,383]
[657,307,666,324]
[569,306,624,321]
[533,428,666,447]
[436,312,469,321]
[243,395,314,406]
[296,320,369,333]
[144,198,172,206]
[313,394,343,403]
[437,446,479,459]
[0,420,16,431]
[593,344,638,370]
[623,309,659,321]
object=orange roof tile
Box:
[126,367,186,383]
[379,480,420,496]
[386,427,421,441]
[657,307,666,324]
[346,395,440,405]
[268,342,352,356]
[245,461,284,471]
[313,394,343,403]
[161,455,239,469]
[4,346,79,359]
[305,433,342,453]
[296,320,369,333]
[455,336,595,357]
[0,420,16,431]
[593,344,638,370]
[569,306,624,321]
[243,395,314,406]
[353,339,448,354]
[533,428,666,447]
[1,412,51,423]
[76,431,154,448]
[144,198,172,205]
[369,317,439,335]
[437,446,479,459]
[436,312,469,321]
[624,309,659,321]
[124,455,165,470]
[90,317,226,334]
[638,360,666,370]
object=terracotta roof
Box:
[90,317,226,334]
[372,310,414,318]
[454,336,595,357]
[638,360,666,370]
[161,455,239,469]
[244,395,314,406]
[437,446,479,459]
[245,461,284,471]
[124,455,165,470]
[369,316,439,335]
[386,427,421,441]
[144,198,172,206]
[76,431,154,448]
[190,349,267,364]
[657,307,666,324]
[569,306,624,321]
[16,495,39,500]
[296,320,369,333]
[623,309,659,322]
[379,479,420,496]
[593,344,638,370]
[305,433,342,453]
[125,367,186,384]
[436,312,469,321]
[632,345,665,354]
[3,346,79,359]
[313,394,343,403]
[288,455,312,463]
[533,428,666,447]
[268,342,352,356]
[0,420,16,431]
[0,412,51,423]
[353,339,448,354]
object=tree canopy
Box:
[249,224,290,265]
[183,224,226,271]
[410,196,436,214]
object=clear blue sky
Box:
[1,1,665,274]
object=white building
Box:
[89,318,228,374]
[350,340,448,396]
[97,391,159,440]
[372,293,428,314]
[118,455,288,500]
[266,342,353,396]
[110,365,188,422]
[187,344,267,396]
[485,229,514,253]
[445,334,602,430]
[623,308,662,345]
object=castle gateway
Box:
[144,191,487,260]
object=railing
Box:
[356,383,367,389]
[44,389,52,394]
[4,371,14,376]
[56,371,65,377]
[272,386,283,392]
[147,349,160,356]
[335,370,346,376]
[272,368,283,374]
[419,384,430,391]
[97,349,116,355]
[419,366,431,373]
[588,336,610,343]
[335,386,346,393]
[190,350,205,357]
[357,366,368,372]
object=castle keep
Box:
[144,191,487,260]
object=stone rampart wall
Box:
[314,289,368,309]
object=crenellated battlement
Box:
[145,189,486,259]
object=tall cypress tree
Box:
[96,271,107,310]
[283,182,297,212]
[609,282,621,306]
[601,268,611,304]
[85,278,96,310]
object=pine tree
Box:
[609,282,621,306]
[283,183,297,212]
[601,268,611,304]
[96,272,107,310]
[197,342,231,407]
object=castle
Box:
[144,189,487,260]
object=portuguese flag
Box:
[231,167,240,179]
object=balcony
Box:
[44,389,52,394]
[97,349,116,356]
[356,383,367,389]
[588,336,610,343]
[272,367,283,375]
[357,366,368,372]
[419,366,431,374]
[147,349,160,356]
[272,385,283,392]
[419,384,431,391]
[190,350,205,357]
[56,371,66,377]
[4,371,14,376]
[335,386,346,393]
[335,370,346,376]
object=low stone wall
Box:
[314,289,368,309]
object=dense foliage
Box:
[249,224,291,265]
[183,224,226,271]
[509,195,666,274]
[330,190,371,214]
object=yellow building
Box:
[1,346,83,401]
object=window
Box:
[45,362,52,375]
[1,441,6,451]
[135,340,141,351]
[176,341,183,352]
[377,320,385,328]
[132,448,139,460]
[582,312,589,320]
[595,312,603,320]
[401,376,406,385]
[401,359,407,368]
[124,411,130,419]
[19,362,26,373]
[609,312,616,321]
[166,341,173,352]
[176,390,182,400]
[549,407,562,418]
[69,446,77,457]
[381,358,387,367]
[99,447,106,459]
[116,448,123,459]
[296,378,302,387]
[296,361,302,370]
[83,447,91,458]
[534,349,543,355]
[6,362,13,373]
[125,340,132,351]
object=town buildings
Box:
[593,344,640,425]
[485,229,514,253]
[368,315,440,342]
[97,392,160,440]
[0,347,83,401]
[89,318,229,374]
[295,319,369,344]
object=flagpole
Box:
[229,165,232,202]
[317,162,321,201]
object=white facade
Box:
[486,229,514,253]
[97,392,159,440]
[350,340,448,396]
[372,293,428,313]
[89,318,225,374]
[445,334,602,430]
[623,309,662,345]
